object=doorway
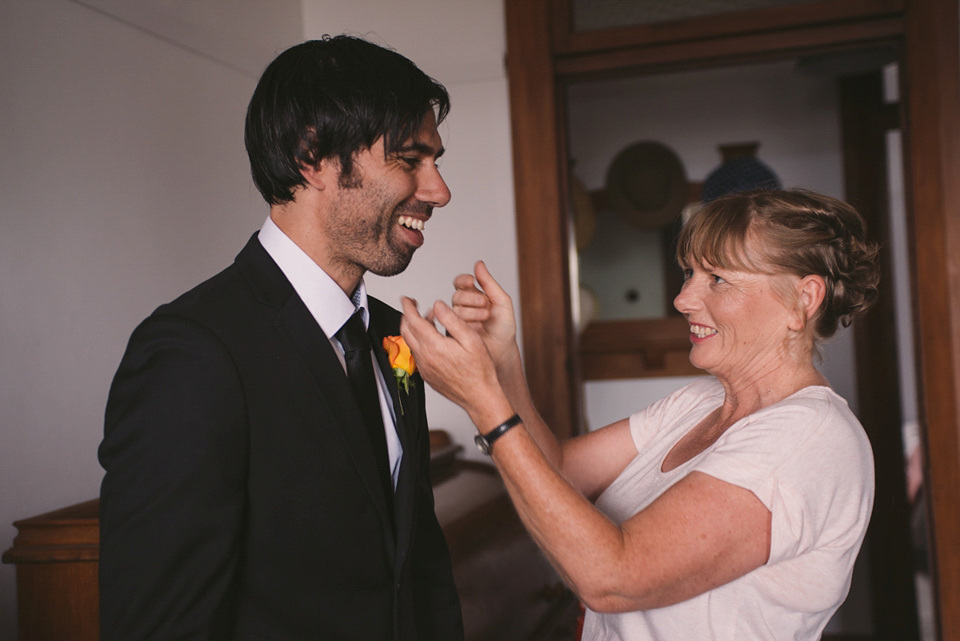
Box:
[563,51,926,639]
[504,0,960,638]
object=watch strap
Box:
[475,413,522,455]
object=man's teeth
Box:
[399,216,425,231]
[691,325,717,338]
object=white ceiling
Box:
[67,0,303,77]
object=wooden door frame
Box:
[504,0,960,637]
[901,2,960,639]
[841,70,919,640]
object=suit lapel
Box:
[368,304,421,569]
[235,236,397,559]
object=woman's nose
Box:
[674,281,698,314]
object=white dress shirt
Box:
[258,215,403,488]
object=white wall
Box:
[301,0,519,459]
[0,0,302,633]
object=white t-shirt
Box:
[582,378,874,641]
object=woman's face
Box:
[673,258,801,383]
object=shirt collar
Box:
[258,215,368,337]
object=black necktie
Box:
[336,310,394,509]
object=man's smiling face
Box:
[323,109,450,282]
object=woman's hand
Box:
[451,261,517,371]
[400,296,511,430]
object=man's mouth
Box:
[398,215,425,231]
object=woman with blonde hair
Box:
[402,189,879,640]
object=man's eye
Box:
[400,156,419,168]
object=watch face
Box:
[474,433,492,455]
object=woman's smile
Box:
[674,261,798,378]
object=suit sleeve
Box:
[409,378,465,641]
[98,313,248,641]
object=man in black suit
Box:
[98,36,464,641]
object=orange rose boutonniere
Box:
[383,335,416,394]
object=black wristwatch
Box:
[474,414,522,455]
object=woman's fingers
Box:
[401,297,443,354]
[451,288,489,307]
[452,273,477,292]
[399,297,427,351]
[401,297,479,356]
[474,261,513,309]
[401,296,499,413]
[452,272,492,327]
[432,300,483,349]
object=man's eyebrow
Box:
[397,141,445,159]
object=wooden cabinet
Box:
[1,499,99,641]
[3,437,578,641]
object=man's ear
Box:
[299,157,337,192]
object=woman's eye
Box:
[682,268,693,281]
[712,274,726,284]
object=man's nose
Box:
[416,164,451,208]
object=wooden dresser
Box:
[3,433,579,641]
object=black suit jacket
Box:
[99,234,463,641]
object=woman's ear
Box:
[793,274,826,330]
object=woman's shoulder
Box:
[767,386,866,442]
[728,385,873,473]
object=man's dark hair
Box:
[244,35,451,205]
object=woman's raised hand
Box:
[399,296,504,424]
[451,261,517,370]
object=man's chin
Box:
[367,251,416,277]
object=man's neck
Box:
[269,202,361,296]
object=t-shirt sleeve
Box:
[691,393,874,567]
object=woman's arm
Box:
[401,298,771,611]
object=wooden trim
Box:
[579,318,702,380]
[579,317,690,355]
[555,17,903,79]
[841,71,920,640]
[902,1,960,639]
[552,0,904,54]
[505,0,581,438]
[549,0,573,52]
[2,499,100,565]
